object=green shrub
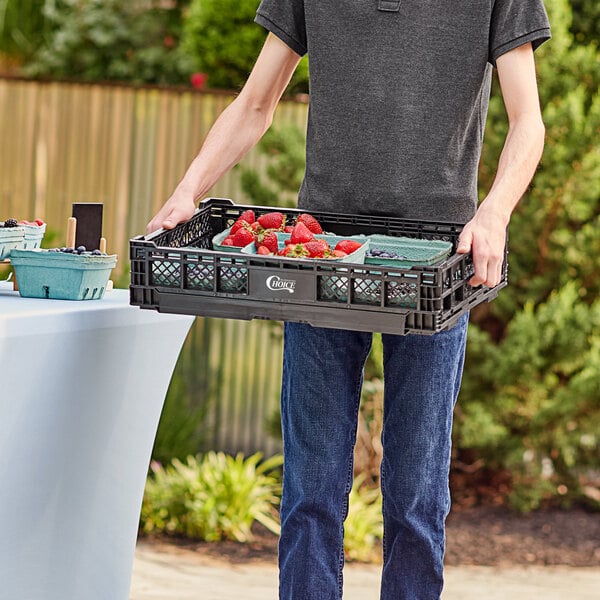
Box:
[23,0,192,84]
[457,0,600,511]
[240,123,306,207]
[0,0,49,60]
[344,475,383,563]
[457,284,600,511]
[181,0,309,93]
[141,451,283,542]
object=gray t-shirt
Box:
[255,0,550,223]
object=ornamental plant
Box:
[23,0,192,85]
[455,0,600,511]
[181,0,309,93]
[344,475,383,563]
[140,451,283,542]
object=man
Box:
[147,2,550,598]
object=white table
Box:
[0,284,194,600]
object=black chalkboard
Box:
[72,203,103,251]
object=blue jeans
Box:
[278,314,469,600]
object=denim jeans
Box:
[278,314,469,600]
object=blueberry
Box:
[92,249,102,256]
[63,247,74,253]
[77,245,86,254]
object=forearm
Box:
[479,113,545,224]
[174,95,274,201]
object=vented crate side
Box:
[130,198,507,335]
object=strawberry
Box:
[232,228,255,247]
[297,213,323,234]
[290,222,314,244]
[230,219,250,235]
[221,237,235,246]
[257,245,273,255]
[257,211,285,230]
[260,231,280,254]
[331,249,347,258]
[334,239,363,255]
[282,243,309,258]
[304,239,329,258]
[34,219,45,226]
[284,225,294,233]
[239,209,256,224]
[250,221,262,232]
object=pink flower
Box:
[190,72,208,89]
[163,35,175,49]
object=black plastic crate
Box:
[130,198,507,335]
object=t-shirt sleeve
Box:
[489,0,551,66]
[255,0,307,57]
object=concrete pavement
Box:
[130,540,600,600]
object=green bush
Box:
[240,123,306,207]
[181,0,309,93]
[0,0,49,59]
[23,0,192,84]
[344,475,383,562]
[141,452,283,542]
[458,285,600,511]
[456,0,600,511]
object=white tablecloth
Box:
[0,284,194,600]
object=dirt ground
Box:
[141,506,600,568]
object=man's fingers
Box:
[469,249,504,287]
[146,203,195,235]
[469,255,488,287]
[456,228,473,254]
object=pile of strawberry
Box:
[219,210,362,259]
[219,209,292,248]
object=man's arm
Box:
[457,43,546,287]
[146,33,301,234]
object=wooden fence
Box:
[1,77,307,456]
[0,77,307,277]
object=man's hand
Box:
[146,191,196,235]
[457,205,507,288]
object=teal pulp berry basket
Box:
[10,249,117,300]
[211,227,248,253]
[0,227,25,259]
[241,232,369,263]
[365,234,453,268]
[21,223,46,249]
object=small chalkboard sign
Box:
[72,203,103,251]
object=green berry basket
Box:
[211,227,247,253]
[0,226,25,259]
[241,232,369,263]
[365,234,453,268]
[9,249,117,300]
[21,223,47,249]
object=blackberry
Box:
[3,218,18,228]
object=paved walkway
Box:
[130,540,600,600]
